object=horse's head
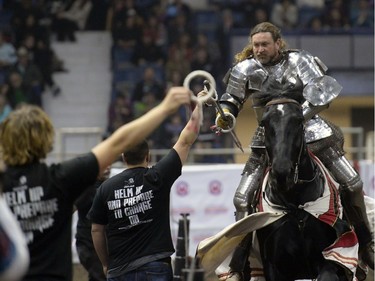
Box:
[260,81,305,193]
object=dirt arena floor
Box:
[73,263,374,281]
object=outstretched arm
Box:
[92,87,193,174]
[173,100,202,165]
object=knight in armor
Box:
[214,22,374,270]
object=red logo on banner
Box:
[204,206,228,214]
[176,181,189,196]
[209,180,222,195]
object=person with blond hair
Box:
[0,86,194,281]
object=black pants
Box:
[76,242,106,281]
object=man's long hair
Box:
[0,105,54,166]
[122,139,149,165]
[234,22,288,63]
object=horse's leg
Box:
[229,233,253,280]
[262,263,293,281]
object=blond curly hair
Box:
[0,105,54,166]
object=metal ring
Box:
[215,111,236,133]
[183,70,216,103]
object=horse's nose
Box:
[272,161,293,176]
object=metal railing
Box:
[48,126,372,164]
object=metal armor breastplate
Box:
[249,50,338,145]
[222,50,342,145]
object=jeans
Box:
[108,261,173,281]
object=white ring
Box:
[183,70,216,103]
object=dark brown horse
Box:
[255,96,354,281]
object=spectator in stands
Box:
[20,33,36,59]
[131,32,166,66]
[306,16,325,33]
[271,0,298,30]
[243,0,271,28]
[296,0,325,28]
[132,66,165,103]
[215,9,236,73]
[52,0,93,42]
[14,13,49,48]
[190,47,219,79]
[112,10,142,51]
[106,0,140,33]
[133,91,160,118]
[165,45,191,84]
[0,32,17,75]
[166,12,195,46]
[107,93,134,134]
[324,0,350,31]
[10,0,48,45]
[249,7,270,28]
[17,21,67,75]
[6,71,42,108]
[296,0,324,9]
[351,0,374,29]
[194,33,221,67]
[164,113,184,147]
[164,69,190,126]
[9,47,44,103]
[141,13,167,48]
[33,38,61,96]
[85,0,109,31]
[0,85,12,122]
[168,32,193,67]
[165,0,192,27]
[165,69,185,90]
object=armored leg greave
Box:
[309,127,373,254]
[233,148,266,221]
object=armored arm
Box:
[216,59,266,130]
[302,75,342,120]
[292,51,342,121]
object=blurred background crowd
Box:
[0,0,373,163]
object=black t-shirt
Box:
[75,180,103,249]
[3,153,99,281]
[88,149,182,270]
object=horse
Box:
[254,96,357,281]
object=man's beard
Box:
[260,52,280,66]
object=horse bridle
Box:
[264,98,311,185]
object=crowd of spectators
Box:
[107,0,234,163]
[211,0,374,32]
[0,0,71,115]
[0,0,373,163]
[105,0,373,163]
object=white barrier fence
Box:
[108,162,374,258]
[72,162,374,261]
[65,126,374,262]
